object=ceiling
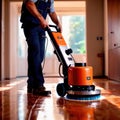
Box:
[54,1,85,15]
[13,1,86,15]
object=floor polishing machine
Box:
[46,25,101,101]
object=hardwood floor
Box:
[0,77,120,120]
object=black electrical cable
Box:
[42,36,65,77]
[58,63,64,78]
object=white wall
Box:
[86,0,104,76]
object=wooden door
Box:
[108,0,120,81]
[0,0,1,79]
[108,0,120,50]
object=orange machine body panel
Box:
[52,32,67,46]
[68,66,93,86]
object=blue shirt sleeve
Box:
[49,0,55,13]
[23,0,55,13]
[23,0,37,3]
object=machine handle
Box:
[45,25,60,32]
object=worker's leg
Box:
[23,26,45,92]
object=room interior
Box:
[0,0,120,119]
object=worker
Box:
[20,0,62,95]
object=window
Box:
[62,15,86,54]
[46,15,86,56]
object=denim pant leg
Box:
[23,26,45,89]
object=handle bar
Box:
[45,25,60,32]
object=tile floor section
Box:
[0,77,120,120]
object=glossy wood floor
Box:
[0,77,120,120]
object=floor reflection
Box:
[57,98,100,120]
[0,78,120,120]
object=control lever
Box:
[65,48,73,55]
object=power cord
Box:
[41,35,49,71]
[42,35,72,79]
[42,35,65,78]
[58,63,64,78]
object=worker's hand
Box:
[25,1,49,29]
[39,16,49,29]
[57,23,62,32]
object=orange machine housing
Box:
[68,66,93,86]
[52,32,67,46]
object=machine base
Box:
[66,89,101,101]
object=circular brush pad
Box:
[66,94,101,102]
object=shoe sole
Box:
[33,90,51,96]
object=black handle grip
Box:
[45,25,60,32]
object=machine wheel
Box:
[56,83,66,97]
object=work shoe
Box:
[27,87,33,93]
[27,85,46,93]
[32,86,51,96]
[27,88,32,93]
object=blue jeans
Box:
[23,26,45,89]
